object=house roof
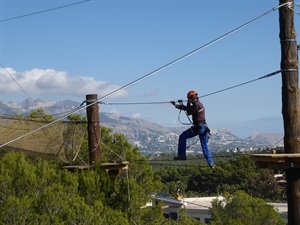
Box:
[152,195,287,213]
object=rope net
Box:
[0,117,86,163]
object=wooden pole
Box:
[279,1,300,224]
[86,94,102,164]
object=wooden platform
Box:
[250,153,300,169]
[61,161,129,175]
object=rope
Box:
[180,108,194,126]
[0,63,33,101]
[107,104,128,161]
[101,141,126,161]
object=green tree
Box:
[177,208,205,225]
[67,113,87,121]
[0,152,130,224]
[209,191,285,225]
[0,195,33,225]
[139,203,173,225]
[26,108,55,121]
[98,127,163,221]
[248,169,284,201]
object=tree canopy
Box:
[209,191,285,225]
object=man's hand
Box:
[170,101,176,106]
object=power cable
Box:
[0,0,91,23]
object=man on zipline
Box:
[171,90,214,169]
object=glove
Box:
[175,105,183,110]
[170,101,175,106]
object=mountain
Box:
[0,99,284,154]
[0,99,80,115]
[99,113,284,154]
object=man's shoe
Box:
[173,156,186,160]
[209,164,215,169]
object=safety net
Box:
[0,116,86,163]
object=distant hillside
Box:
[0,99,284,154]
[0,99,79,115]
[100,112,284,154]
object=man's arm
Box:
[170,101,187,110]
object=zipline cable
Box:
[100,69,281,106]
[200,70,282,98]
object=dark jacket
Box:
[178,99,206,126]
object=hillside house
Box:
[151,194,288,224]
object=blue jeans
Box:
[177,123,214,166]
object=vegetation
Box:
[0,110,287,224]
[0,152,129,224]
[151,153,285,202]
[26,108,55,121]
[210,191,285,225]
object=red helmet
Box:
[187,90,198,99]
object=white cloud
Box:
[0,67,129,99]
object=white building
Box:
[151,194,288,224]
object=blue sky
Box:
[0,0,298,138]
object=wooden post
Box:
[279,1,300,224]
[86,94,101,164]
